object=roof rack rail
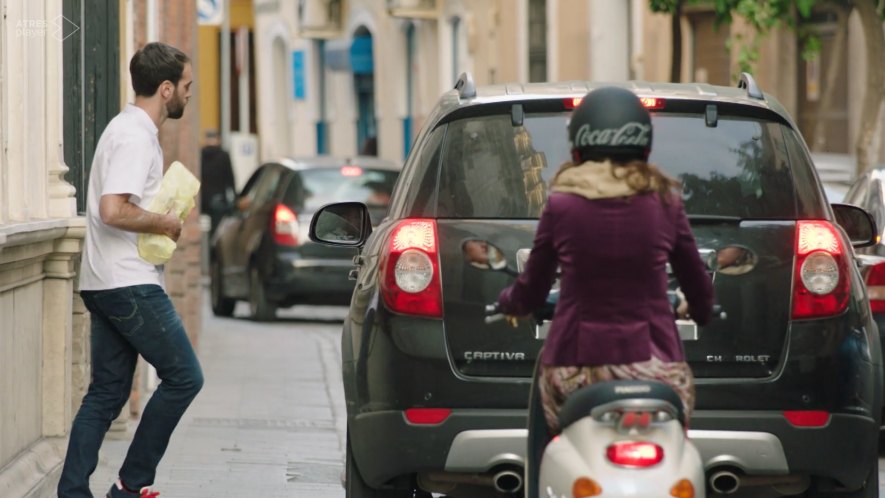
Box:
[738,72,764,100]
[454,72,476,99]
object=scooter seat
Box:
[557,380,686,431]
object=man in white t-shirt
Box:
[58,42,202,498]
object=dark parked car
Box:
[210,156,399,320]
[311,74,882,498]
[842,166,885,352]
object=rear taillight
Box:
[783,410,830,427]
[791,221,850,319]
[271,204,299,246]
[380,219,442,317]
[865,262,885,313]
[404,408,451,425]
[605,441,664,468]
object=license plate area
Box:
[517,249,701,342]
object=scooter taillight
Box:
[605,441,664,468]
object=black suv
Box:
[311,73,883,498]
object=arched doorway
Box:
[351,27,377,155]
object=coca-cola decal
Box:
[572,122,651,148]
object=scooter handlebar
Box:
[484,303,506,324]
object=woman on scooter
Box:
[495,86,715,434]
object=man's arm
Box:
[99,194,182,241]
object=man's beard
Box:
[166,92,186,119]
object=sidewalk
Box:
[89,300,347,498]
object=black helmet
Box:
[568,86,653,164]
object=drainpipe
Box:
[221,0,231,150]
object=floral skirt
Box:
[538,356,695,434]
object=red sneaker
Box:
[106,479,159,498]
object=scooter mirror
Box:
[461,239,508,271]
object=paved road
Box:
[90,300,348,498]
[87,294,885,497]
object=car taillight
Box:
[791,220,850,319]
[564,96,664,110]
[783,410,830,427]
[380,219,442,317]
[865,262,885,313]
[605,441,664,468]
[404,408,451,425]
[271,204,299,246]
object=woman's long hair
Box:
[552,158,681,202]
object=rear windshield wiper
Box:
[686,214,743,223]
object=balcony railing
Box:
[387,0,439,19]
[298,0,346,39]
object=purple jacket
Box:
[497,176,714,367]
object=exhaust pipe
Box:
[709,470,741,495]
[492,468,524,494]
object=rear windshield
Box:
[434,112,798,219]
[284,166,399,220]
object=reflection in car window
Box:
[650,114,796,219]
[283,167,399,216]
[238,166,281,211]
[435,112,797,219]
[437,114,568,218]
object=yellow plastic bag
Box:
[137,161,201,265]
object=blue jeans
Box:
[58,285,204,497]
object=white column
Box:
[43,228,85,436]
[546,0,558,82]
[0,0,8,224]
[589,0,629,81]
[47,0,77,218]
[516,0,528,83]
[630,0,645,80]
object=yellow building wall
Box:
[197,0,254,136]
[496,0,520,84]
[557,0,590,81]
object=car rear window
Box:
[284,166,399,220]
[434,111,798,219]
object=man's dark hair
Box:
[129,42,190,97]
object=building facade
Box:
[0,1,87,495]
[250,0,883,170]
[0,1,203,496]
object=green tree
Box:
[652,0,885,174]
[649,0,686,82]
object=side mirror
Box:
[832,203,878,248]
[461,239,508,271]
[308,202,372,247]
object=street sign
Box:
[198,0,224,26]
[293,50,306,100]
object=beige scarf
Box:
[551,160,647,201]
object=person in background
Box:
[58,42,203,498]
[200,129,236,236]
[360,136,378,156]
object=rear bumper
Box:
[264,256,355,304]
[692,411,879,489]
[350,409,878,491]
[349,409,525,487]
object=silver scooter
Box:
[463,239,705,498]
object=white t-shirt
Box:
[79,104,165,291]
